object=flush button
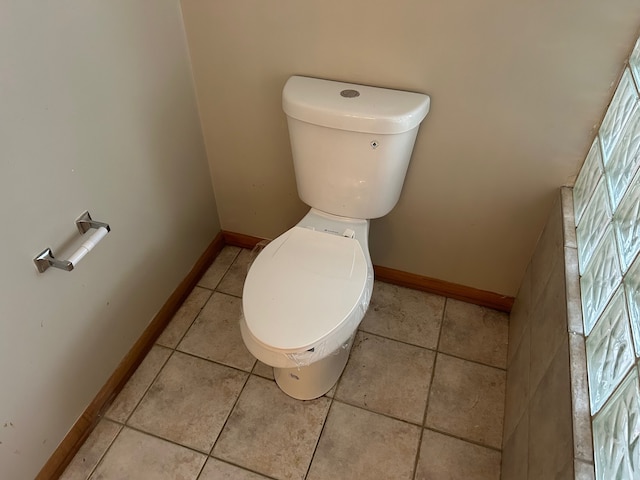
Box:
[340,89,360,98]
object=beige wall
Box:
[181,0,640,296]
[0,2,219,478]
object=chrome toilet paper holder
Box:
[34,211,111,273]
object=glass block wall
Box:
[573,35,640,480]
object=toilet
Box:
[241,75,430,400]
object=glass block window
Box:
[592,368,640,479]
[575,34,640,480]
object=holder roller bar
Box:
[34,211,111,273]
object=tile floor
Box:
[60,246,509,480]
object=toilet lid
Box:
[243,226,369,352]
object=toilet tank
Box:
[283,76,430,219]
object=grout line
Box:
[116,423,212,456]
[203,456,281,480]
[170,348,256,377]
[196,246,241,292]
[211,290,243,302]
[357,328,508,372]
[212,247,249,298]
[303,395,334,480]
[423,425,503,453]
[329,397,424,428]
[215,290,243,299]
[168,350,258,380]
[435,350,507,372]
[157,287,214,350]
[411,296,448,479]
[207,369,254,457]
[356,327,440,352]
[103,347,174,426]
[78,419,124,480]
[193,452,209,480]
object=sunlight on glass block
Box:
[623,254,640,356]
[613,169,640,273]
[577,180,612,274]
[631,36,640,88]
[581,228,622,335]
[586,287,635,414]
[600,69,639,164]
[593,368,640,480]
[606,106,640,211]
[574,138,604,226]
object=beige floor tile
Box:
[439,298,509,368]
[178,292,256,371]
[157,287,212,348]
[105,345,172,423]
[198,458,271,480]
[88,427,205,480]
[335,332,435,424]
[415,429,501,480]
[359,281,445,349]
[213,375,331,480]
[306,401,421,480]
[128,351,247,452]
[252,360,274,380]
[198,246,241,290]
[216,249,253,297]
[426,354,505,449]
[60,419,121,480]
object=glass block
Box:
[593,368,640,480]
[613,169,640,272]
[581,227,622,335]
[631,36,640,89]
[606,105,640,210]
[623,254,640,356]
[600,69,639,164]
[586,287,635,414]
[577,180,612,273]
[574,137,604,226]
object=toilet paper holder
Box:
[34,211,111,273]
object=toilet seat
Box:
[242,226,369,353]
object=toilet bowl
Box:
[241,209,373,400]
[241,75,430,400]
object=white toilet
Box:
[241,76,430,400]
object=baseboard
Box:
[222,230,266,249]
[222,230,514,312]
[373,265,513,312]
[37,232,225,480]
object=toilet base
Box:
[273,333,355,400]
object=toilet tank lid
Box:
[282,75,430,134]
